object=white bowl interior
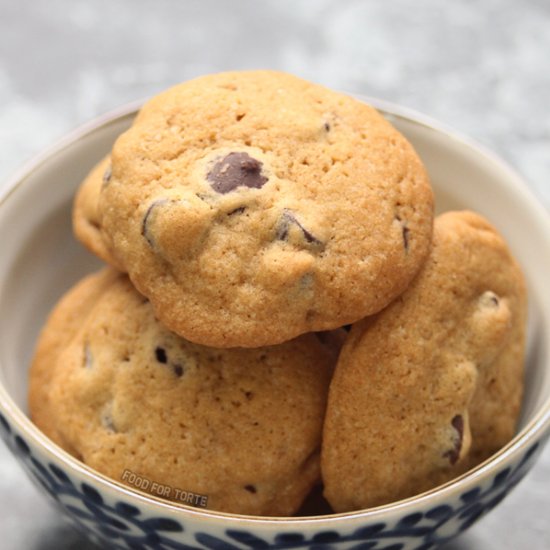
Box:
[0,104,549,436]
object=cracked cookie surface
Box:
[322,211,527,512]
[94,70,433,347]
[29,268,335,516]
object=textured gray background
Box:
[0,1,549,548]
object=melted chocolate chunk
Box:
[443,414,464,465]
[207,152,267,194]
[141,199,170,247]
[244,484,257,494]
[276,209,322,247]
[173,364,184,377]
[155,346,168,364]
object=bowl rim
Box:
[1,97,549,526]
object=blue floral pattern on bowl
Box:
[0,412,543,550]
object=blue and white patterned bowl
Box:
[1,99,549,550]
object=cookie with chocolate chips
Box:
[29,268,335,516]
[322,211,527,512]
[93,70,433,347]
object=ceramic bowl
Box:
[0,98,549,550]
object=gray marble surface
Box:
[0,1,548,548]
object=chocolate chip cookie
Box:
[29,268,335,516]
[94,70,433,347]
[322,211,527,511]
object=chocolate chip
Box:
[443,415,464,465]
[244,484,257,494]
[452,414,464,437]
[395,215,410,252]
[227,206,247,216]
[155,347,168,364]
[155,347,185,377]
[402,226,410,251]
[276,209,323,247]
[207,152,267,194]
[141,199,170,248]
[101,407,117,433]
[102,165,112,187]
[102,415,116,433]
[323,122,331,132]
[480,291,500,307]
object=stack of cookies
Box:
[29,71,527,516]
